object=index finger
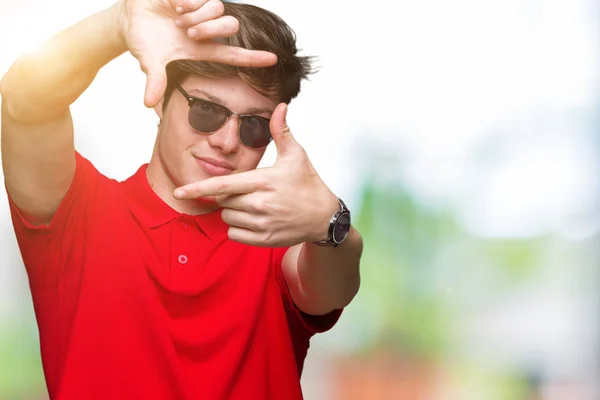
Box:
[181,41,277,68]
[170,0,211,14]
[174,170,267,199]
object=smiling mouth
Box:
[195,157,234,176]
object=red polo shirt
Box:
[8,152,342,400]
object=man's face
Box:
[157,74,277,193]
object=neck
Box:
[145,152,220,216]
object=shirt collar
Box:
[123,164,228,240]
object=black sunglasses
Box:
[176,85,273,149]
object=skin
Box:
[147,71,363,315]
[1,0,361,317]
[121,0,278,107]
[159,75,362,315]
[1,0,276,225]
[147,74,275,216]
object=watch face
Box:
[333,213,351,243]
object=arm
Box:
[173,103,363,316]
[0,3,126,225]
[1,0,276,225]
[282,227,362,316]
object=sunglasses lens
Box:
[240,116,272,148]
[189,99,229,133]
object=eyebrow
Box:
[187,88,273,116]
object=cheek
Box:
[237,149,266,171]
[160,118,199,151]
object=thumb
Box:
[142,60,167,109]
[270,103,298,157]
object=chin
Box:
[180,165,212,187]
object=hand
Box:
[116,0,277,108]
[173,104,340,248]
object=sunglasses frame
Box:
[175,84,272,149]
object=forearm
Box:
[0,2,126,123]
[291,227,363,315]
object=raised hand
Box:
[173,104,340,248]
[118,0,278,108]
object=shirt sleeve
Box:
[272,246,343,336]
[6,151,107,292]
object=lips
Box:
[197,157,234,170]
[195,156,234,177]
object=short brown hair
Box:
[163,2,315,110]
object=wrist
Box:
[309,193,340,243]
[105,1,129,54]
[310,194,351,247]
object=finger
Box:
[269,103,300,157]
[141,60,167,108]
[221,209,264,232]
[185,15,239,40]
[174,170,267,199]
[215,194,249,211]
[170,0,210,14]
[175,0,224,30]
[227,226,268,247]
[179,41,277,68]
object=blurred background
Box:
[1,0,599,399]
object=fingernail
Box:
[187,28,198,38]
[175,19,182,28]
[174,189,186,199]
[176,5,183,13]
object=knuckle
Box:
[179,0,192,10]
[178,13,194,26]
[210,0,225,16]
[254,218,268,232]
[183,0,203,9]
[262,231,274,246]
[176,0,200,13]
[253,197,270,213]
[191,24,209,39]
[224,49,243,66]
[196,16,238,39]
[255,178,272,191]
[215,182,229,195]
[220,15,239,36]
[182,0,223,25]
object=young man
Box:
[1,0,362,399]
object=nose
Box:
[207,115,240,154]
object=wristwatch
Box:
[314,198,351,247]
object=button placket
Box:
[170,216,207,293]
[175,217,190,265]
[174,218,192,267]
